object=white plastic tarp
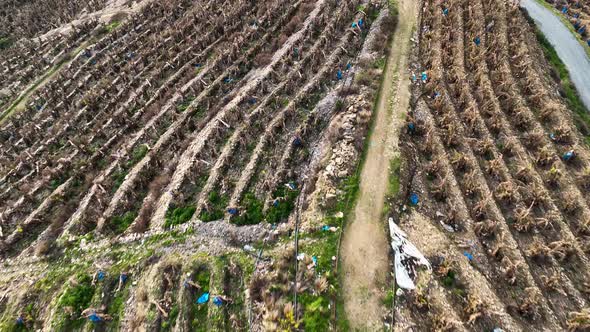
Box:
[389,218,430,290]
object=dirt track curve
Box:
[340,0,417,329]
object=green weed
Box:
[164,205,196,228]
[233,192,264,225]
[199,191,228,222]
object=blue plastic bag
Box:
[89,313,102,322]
[213,296,223,307]
[563,150,575,161]
[197,292,210,304]
[463,251,474,261]
[421,71,428,82]
[409,193,419,206]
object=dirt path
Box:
[340,0,417,329]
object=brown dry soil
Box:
[340,0,418,329]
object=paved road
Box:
[521,0,590,110]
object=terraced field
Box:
[391,0,590,330]
[6,0,590,330]
[0,0,396,330]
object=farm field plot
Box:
[390,0,590,330]
[0,0,396,330]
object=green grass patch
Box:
[388,0,399,16]
[176,97,195,112]
[105,21,121,33]
[131,144,149,164]
[233,192,264,225]
[111,169,128,191]
[55,273,95,329]
[161,304,179,331]
[299,294,330,331]
[191,268,210,331]
[110,211,137,234]
[106,287,127,330]
[49,177,65,191]
[199,191,229,222]
[0,36,13,50]
[266,186,300,224]
[164,205,196,228]
[373,56,387,70]
[382,289,395,306]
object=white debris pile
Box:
[389,218,430,290]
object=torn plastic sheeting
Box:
[389,218,430,290]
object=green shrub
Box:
[164,205,196,228]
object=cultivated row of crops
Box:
[397,0,590,330]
